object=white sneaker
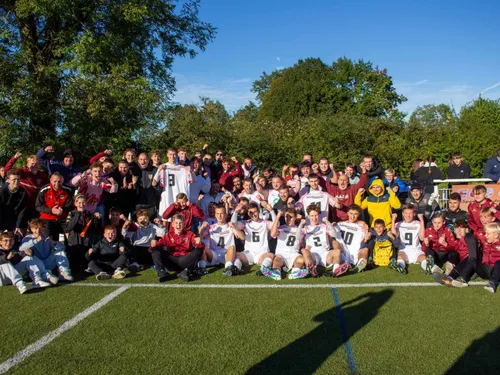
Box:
[112,269,126,279]
[59,268,74,282]
[45,272,59,285]
[17,282,28,295]
[32,280,51,288]
[96,272,111,281]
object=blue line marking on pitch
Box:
[332,288,359,375]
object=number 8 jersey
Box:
[276,225,303,254]
[155,164,192,217]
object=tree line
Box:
[1,2,499,179]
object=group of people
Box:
[1,144,500,295]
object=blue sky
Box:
[172,0,500,115]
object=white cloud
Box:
[276,57,280,62]
[396,79,429,87]
[439,85,472,93]
[480,81,500,95]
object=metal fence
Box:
[433,178,492,208]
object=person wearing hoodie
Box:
[413,155,445,195]
[356,155,384,186]
[36,145,81,182]
[447,152,471,186]
[354,178,401,229]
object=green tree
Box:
[0,0,216,158]
[252,57,406,121]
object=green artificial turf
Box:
[72,263,489,285]
[0,285,117,363]
[5,285,500,375]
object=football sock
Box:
[262,258,272,268]
[234,259,243,270]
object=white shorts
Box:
[276,251,301,271]
[207,249,226,266]
[399,249,425,264]
[342,250,359,265]
[312,251,329,267]
[242,250,266,266]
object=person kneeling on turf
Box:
[150,214,204,282]
[86,226,128,280]
[391,204,426,274]
[199,205,244,276]
[20,218,73,282]
[270,208,308,280]
[301,204,347,277]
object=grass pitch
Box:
[2,265,500,375]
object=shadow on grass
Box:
[446,327,500,375]
[246,289,394,375]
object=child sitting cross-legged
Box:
[86,225,129,281]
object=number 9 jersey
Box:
[395,221,422,252]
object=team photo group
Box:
[1,144,500,294]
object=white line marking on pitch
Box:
[69,282,486,289]
[0,285,129,374]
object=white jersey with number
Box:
[304,224,332,253]
[396,221,422,252]
[239,219,272,253]
[207,223,235,252]
[297,190,334,221]
[156,164,192,217]
[338,222,366,263]
[276,225,302,255]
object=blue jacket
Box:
[484,156,500,182]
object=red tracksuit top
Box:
[423,226,456,252]
[482,240,500,267]
[154,230,204,257]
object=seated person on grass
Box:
[337,205,371,273]
[433,220,479,288]
[269,208,308,280]
[0,231,58,289]
[0,232,30,294]
[86,226,128,281]
[301,204,347,278]
[20,218,73,282]
[232,201,276,278]
[365,219,402,272]
[199,205,244,276]
[422,213,458,276]
[391,204,426,274]
[122,208,165,271]
[150,214,205,283]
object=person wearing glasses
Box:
[447,152,470,186]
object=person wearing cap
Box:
[36,145,81,182]
[405,184,439,226]
[484,148,500,184]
